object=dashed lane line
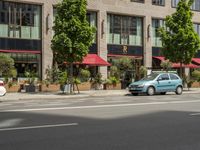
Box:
[1,99,200,112]
[0,123,78,131]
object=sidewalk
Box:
[0,90,129,102]
[0,88,199,102]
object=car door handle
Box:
[168,82,171,83]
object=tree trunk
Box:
[69,63,74,94]
[180,62,183,79]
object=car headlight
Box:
[137,84,144,88]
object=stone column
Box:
[98,10,108,79]
[143,15,152,73]
[41,3,54,80]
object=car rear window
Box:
[170,74,179,80]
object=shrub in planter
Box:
[80,69,91,82]
[58,71,68,93]
[91,73,103,90]
[23,71,38,92]
[105,76,120,90]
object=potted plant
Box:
[91,73,103,90]
[24,71,38,92]
[41,66,60,92]
[75,69,91,91]
[58,71,69,93]
[105,76,120,90]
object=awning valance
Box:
[108,54,142,59]
[153,56,200,68]
[78,54,111,66]
[192,58,200,65]
[0,49,41,54]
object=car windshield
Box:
[141,73,159,81]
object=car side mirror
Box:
[157,78,161,81]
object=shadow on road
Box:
[0,109,199,150]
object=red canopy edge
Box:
[153,56,200,68]
[192,58,200,65]
[0,49,41,54]
[75,54,111,66]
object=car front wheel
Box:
[132,93,138,96]
[175,86,182,95]
[147,86,155,96]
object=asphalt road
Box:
[0,94,200,150]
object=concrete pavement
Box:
[0,88,199,102]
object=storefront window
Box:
[0,1,41,39]
[107,14,142,46]
[8,53,41,77]
[152,18,164,47]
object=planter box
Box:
[5,84,21,93]
[191,81,200,88]
[40,84,60,92]
[25,84,36,93]
[104,83,121,90]
[74,82,91,91]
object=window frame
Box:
[171,0,200,12]
[130,0,145,3]
[152,0,165,6]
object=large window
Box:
[172,0,200,11]
[87,12,97,43]
[107,14,142,46]
[194,23,200,36]
[152,18,165,47]
[152,0,165,6]
[0,1,41,39]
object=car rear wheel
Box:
[175,86,182,95]
[147,86,155,96]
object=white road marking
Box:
[1,99,200,112]
[0,118,23,128]
[0,123,78,131]
[190,113,200,116]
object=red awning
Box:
[172,63,199,68]
[153,56,200,68]
[192,58,200,65]
[79,54,111,66]
[0,49,41,54]
[153,56,165,61]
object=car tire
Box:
[175,86,182,95]
[147,86,155,96]
[132,93,138,96]
[160,92,166,95]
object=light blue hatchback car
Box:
[129,73,183,96]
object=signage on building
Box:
[122,45,128,54]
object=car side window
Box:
[169,74,179,80]
[158,74,169,80]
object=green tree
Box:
[51,0,95,93]
[160,60,172,72]
[113,57,134,79]
[0,53,16,79]
[159,0,200,77]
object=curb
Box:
[0,90,199,102]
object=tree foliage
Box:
[160,60,173,71]
[0,53,16,78]
[159,0,200,65]
[113,57,133,72]
[51,0,95,64]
